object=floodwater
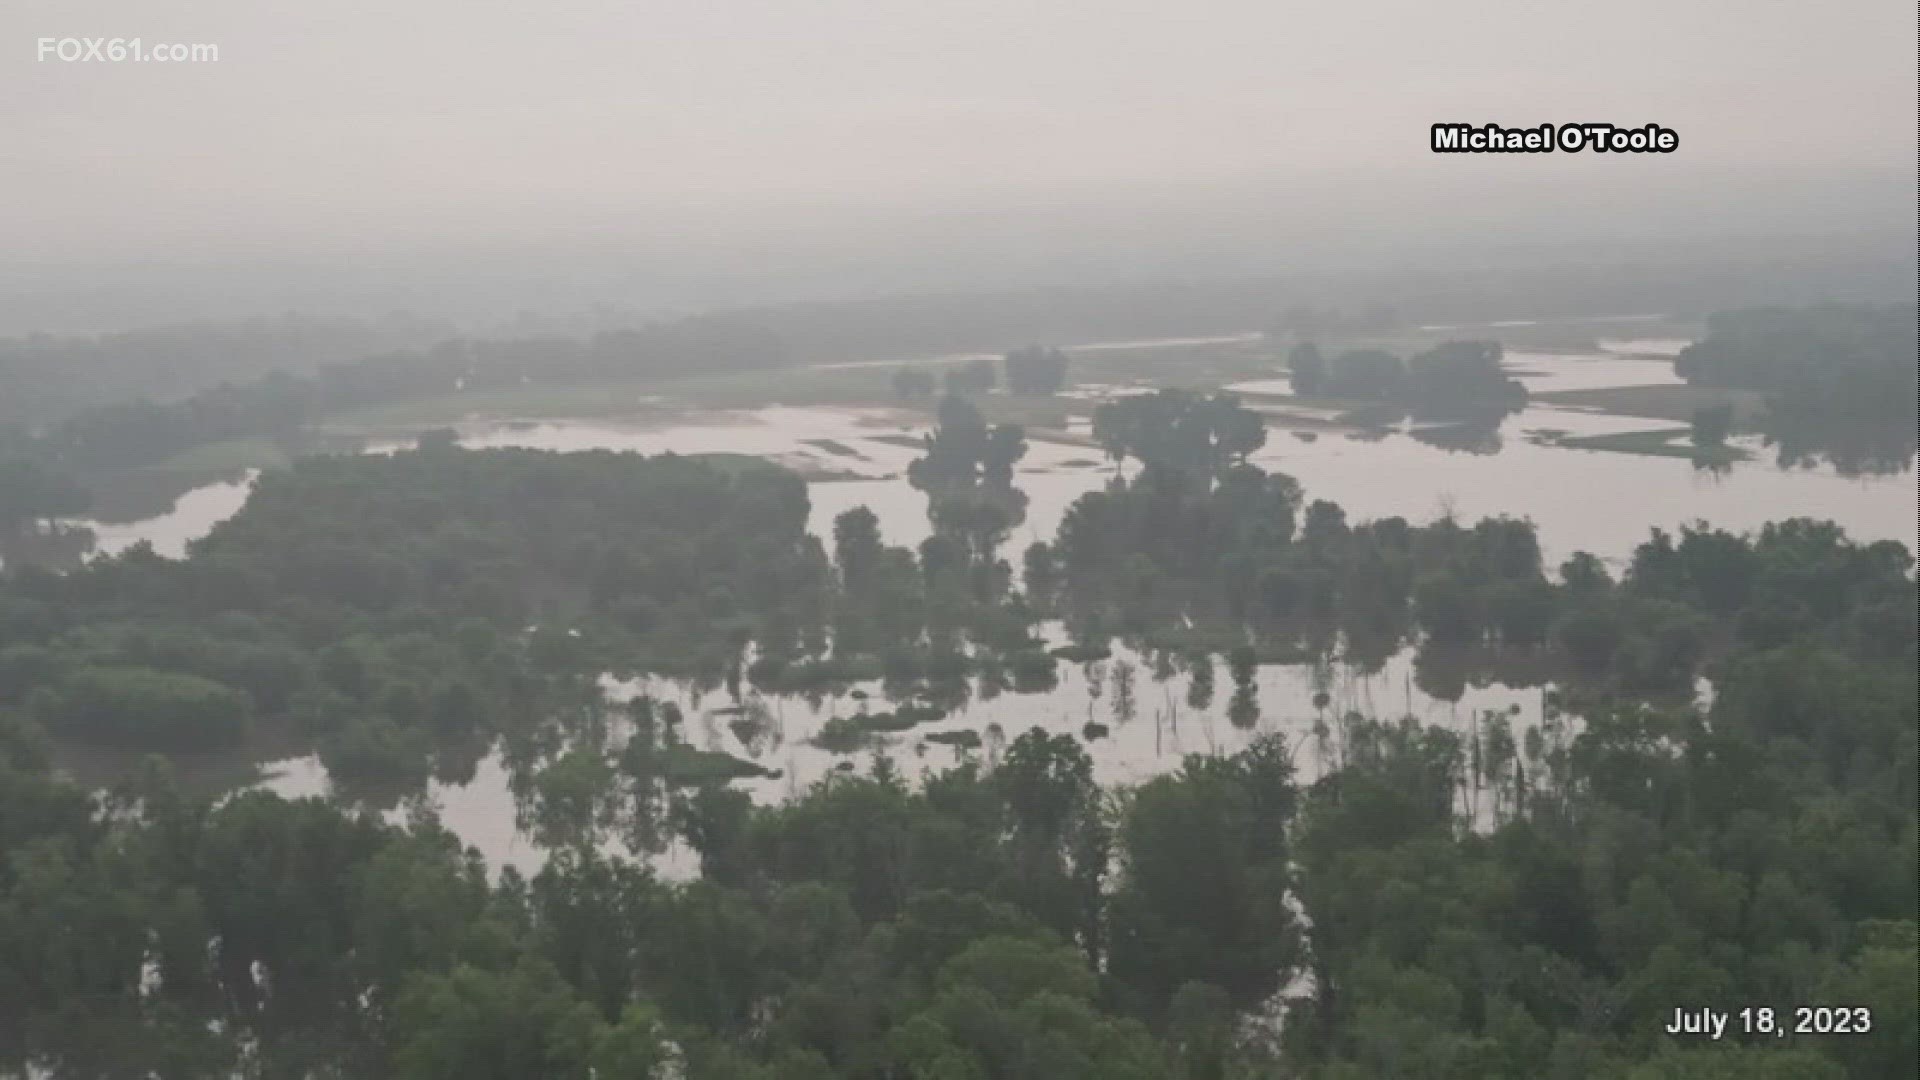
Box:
[1500,350,1686,393]
[386,405,1115,549]
[1250,416,1914,570]
[801,332,1264,373]
[454,406,916,478]
[56,334,1919,875]
[255,636,1554,879]
[63,472,257,559]
[1595,337,1691,357]
[1228,343,1686,397]
[1069,332,1265,352]
[78,389,1913,587]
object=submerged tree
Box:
[1691,402,1735,448]
[1287,341,1328,397]
[908,395,1029,583]
[1185,651,1216,713]
[1110,659,1138,727]
[1091,390,1267,481]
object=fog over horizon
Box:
[4,0,1915,329]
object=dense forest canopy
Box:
[2,448,834,787]
[0,424,1912,1077]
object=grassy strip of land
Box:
[1534,384,1769,426]
[324,384,677,432]
[322,365,918,435]
[682,452,785,478]
[1242,399,1396,432]
[1058,338,1279,387]
[150,440,291,473]
[1536,427,1748,465]
[1292,315,1702,357]
[1025,428,1101,450]
[689,452,871,483]
[802,438,865,459]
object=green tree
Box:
[1287,342,1327,397]
[1690,404,1734,448]
[392,957,601,1079]
[834,506,886,587]
[1108,738,1302,1014]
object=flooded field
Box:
[1249,415,1912,569]
[52,330,1917,873]
[246,637,1553,879]
[1499,349,1686,393]
[1594,337,1692,357]
[1227,344,1687,397]
[62,472,258,559]
[72,389,1913,576]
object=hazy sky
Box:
[4,1,1914,274]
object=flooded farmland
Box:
[53,333,1917,873]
